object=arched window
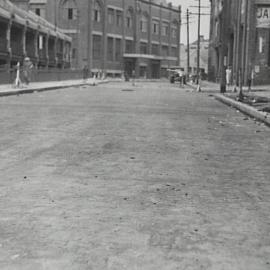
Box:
[140,13,148,33]
[171,20,178,38]
[61,0,78,21]
[93,0,101,22]
[162,21,169,36]
[126,8,133,28]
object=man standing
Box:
[23,57,33,85]
[226,66,232,88]
[83,65,89,82]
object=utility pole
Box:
[87,0,91,71]
[76,9,80,68]
[189,2,210,86]
[219,1,227,93]
[186,9,190,80]
[178,5,182,67]
[54,0,57,30]
[196,0,201,85]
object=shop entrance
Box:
[151,60,160,79]
[124,59,135,78]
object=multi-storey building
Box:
[208,0,270,86]
[0,0,71,71]
[15,0,181,78]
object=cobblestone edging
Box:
[214,94,270,126]
[0,80,110,97]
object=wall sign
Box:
[257,7,270,28]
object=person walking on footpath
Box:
[132,70,136,86]
[248,69,255,91]
[226,66,232,89]
[83,65,89,83]
[22,57,33,85]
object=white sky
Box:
[170,0,210,44]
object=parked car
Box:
[168,68,185,84]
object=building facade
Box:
[208,0,270,86]
[20,0,181,78]
[180,35,209,76]
[0,0,72,71]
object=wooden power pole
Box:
[196,0,201,85]
[186,9,190,79]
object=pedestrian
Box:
[226,66,232,88]
[247,76,252,91]
[124,71,129,81]
[248,69,255,91]
[83,65,89,82]
[22,57,33,85]
[179,69,184,87]
[132,70,135,86]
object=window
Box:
[116,10,122,27]
[126,17,131,28]
[162,45,168,56]
[151,44,159,55]
[93,0,101,22]
[32,6,45,18]
[62,0,77,21]
[107,37,114,61]
[68,8,73,20]
[171,47,177,57]
[125,40,133,53]
[93,35,102,59]
[140,42,147,54]
[126,9,133,28]
[171,22,178,38]
[115,39,122,61]
[162,22,169,36]
[152,21,159,34]
[108,8,114,24]
[140,15,148,33]
[35,8,40,16]
[72,48,76,59]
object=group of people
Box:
[14,57,33,88]
[226,66,254,91]
[83,65,106,82]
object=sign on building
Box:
[257,6,270,28]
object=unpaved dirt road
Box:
[0,82,269,270]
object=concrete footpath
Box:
[188,80,270,126]
[0,78,110,97]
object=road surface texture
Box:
[0,82,269,270]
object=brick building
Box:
[17,0,181,78]
[208,0,270,86]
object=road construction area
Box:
[0,82,269,270]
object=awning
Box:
[123,53,162,60]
